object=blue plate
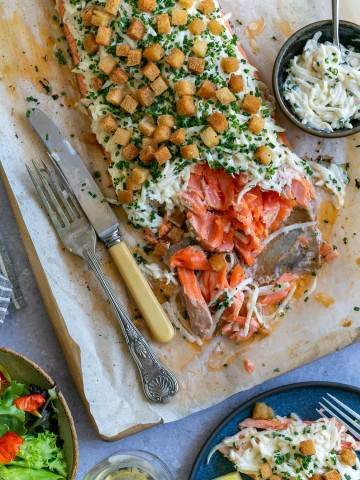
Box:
[190,382,360,480]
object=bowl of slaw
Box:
[273,20,360,138]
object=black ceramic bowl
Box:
[273,20,360,138]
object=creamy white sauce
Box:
[284,32,360,132]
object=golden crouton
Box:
[197,79,216,99]
[248,115,265,135]
[137,0,156,12]
[299,439,316,456]
[100,114,117,133]
[167,226,183,243]
[192,39,208,58]
[127,49,142,66]
[99,55,117,75]
[166,48,185,69]
[122,143,139,161]
[229,74,244,93]
[156,13,171,34]
[208,19,224,35]
[113,127,132,146]
[221,57,239,74]
[137,86,155,107]
[197,0,215,15]
[171,8,188,26]
[96,25,112,46]
[207,111,228,133]
[91,9,111,27]
[154,146,171,165]
[142,61,160,81]
[269,476,281,480]
[158,115,175,128]
[256,145,272,165]
[120,94,138,114]
[188,18,206,35]
[200,126,219,147]
[150,76,168,96]
[153,125,171,143]
[131,167,149,185]
[181,144,199,160]
[242,94,261,114]
[170,128,186,145]
[117,189,133,204]
[139,145,156,163]
[188,56,205,74]
[81,8,93,27]
[310,475,322,480]
[216,87,236,105]
[260,462,272,479]
[177,95,196,116]
[174,79,196,97]
[340,448,357,466]
[104,0,121,15]
[127,19,146,41]
[83,34,99,55]
[323,470,341,480]
[209,253,227,272]
[144,43,164,62]
[116,43,130,57]
[106,86,125,105]
[139,116,156,136]
[110,67,128,84]
[91,76,103,91]
[179,0,193,8]
[252,402,274,420]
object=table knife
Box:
[28,108,174,343]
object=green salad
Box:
[0,365,68,480]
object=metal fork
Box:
[317,393,360,440]
[27,160,179,404]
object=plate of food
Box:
[190,382,360,480]
[0,348,78,479]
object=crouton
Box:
[166,48,185,69]
[113,127,132,146]
[200,126,219,147]
[91,9,111,27]
[127,19,145,41]
[154,146,171,165]
[255,146,272,165]
[153,241,169,258]
[106,86,125,105]
[99,55,117,75]
[143,43,164,62]
[252,402,274,420]
[209,253,227,272]
[197,79,216,99]
[270,476,281,480]
[153,125,171,143]
[96,25,112,46]
[248,115,265,134]
[81,8,93,26]
[110,67,128,84]
[310,475,322,480]
[208,19,224,35]
[188,56,205,74]
[192,39,208,58]
[177,95,196,116]
[137,0,156,12]
[156,13,171,34]
[139,116,156,136]
[139,145,156,163]
[137,86,155,107]
[242,94,261,113]
[122,143,139,161]
[116,43,130,57]
[142,61,160,81]
[104,0,121,15]
[221,57,239,74]
[340,448,357,466]
[142,136,157,147]
[170,128,186,145]
[158,115,175,128]
[188,18,206,35]
[197,0,215,15]
[167,226,183,243]
[216,87,236,105]
[229,74,244,93]
[207,111,228,133]
[323,471,341,480]
[150,76,168,96]
[120,94,138,114]
[83,34,99,55]
[174,79,196,97]
[91,76,103,91]
[117,189,133,203]
[181,144,199,159]
[260,463,272,479]
[127,49,142,66]
[179,0,193,8]
[100,114,117,133]
[299,440,316,456]
[171,8,188,26]
[131,167,149,185]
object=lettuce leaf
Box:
[0,465,65,479]
[0,381,28,436]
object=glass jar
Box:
[84,450,173,480]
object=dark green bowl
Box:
[273,20,360,138]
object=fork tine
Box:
[326,393,360,422]
[322,397,360,434]
[318,402,360,440]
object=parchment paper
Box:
[0,0,359,439]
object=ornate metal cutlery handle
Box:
[84,248,179,403]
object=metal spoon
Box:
[332,0,340,50]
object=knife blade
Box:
[28,109,174,343]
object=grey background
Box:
[0,177,359,479]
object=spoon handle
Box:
[332,0,340,49]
